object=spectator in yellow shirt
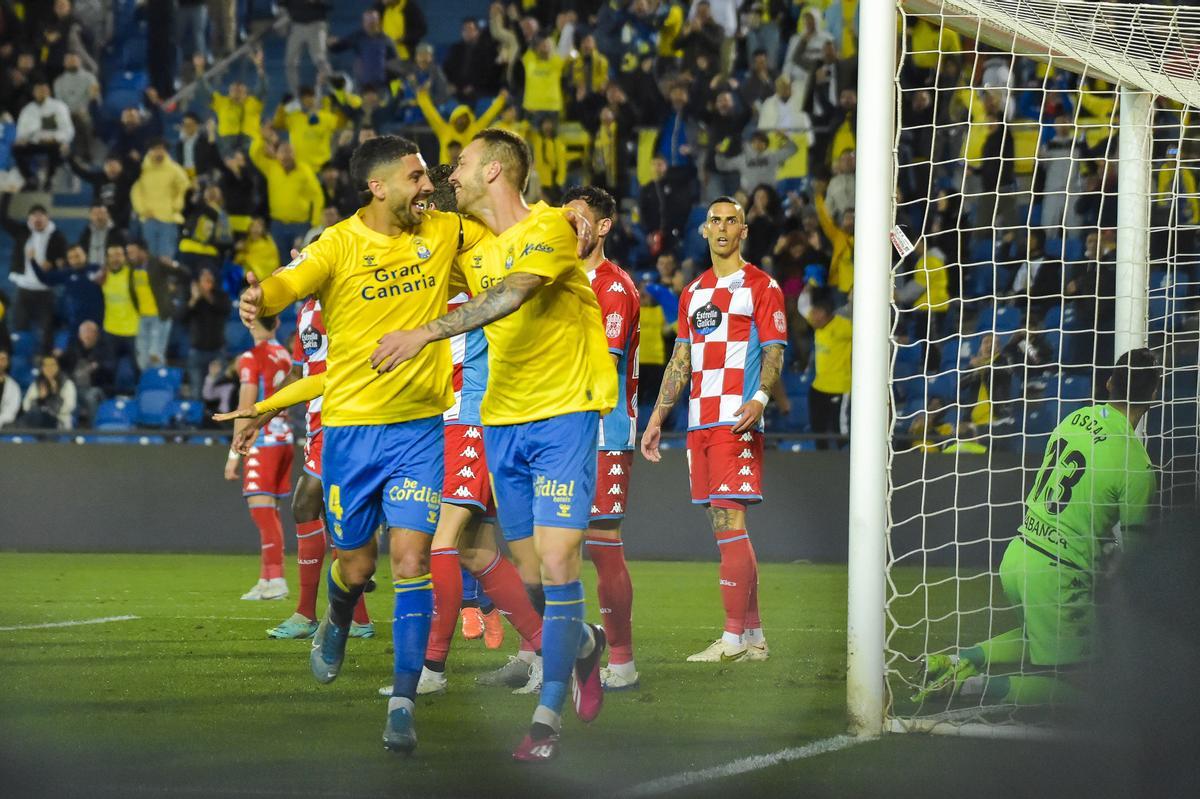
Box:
[278,86,341,173]
[193,50,267,155]
[521,35,566,124]
[896,236,951,340]
[235,217,282,283]
[415,85,507,166]
[530,117,569,203]
[813,177,855,295]
[799,285,853,450]
[249,125,324,261]
[131,140,190,260]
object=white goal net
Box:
[877,0,1200,735]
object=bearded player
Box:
[563,186,642,691]
[640,196,787,663]
[914,349,1160,706]
[371,128,615,761]
[225,314,294,602]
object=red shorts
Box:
[243,443,294,498]
[443,423,494,515]
[592,450,633,520]
[686,427,764,505]
[302,429,323,479]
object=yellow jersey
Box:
[458,202,616,425]
[102,266,139,337]
[132,267,158,318]
[262,209,489,426]
[811,314,853,395]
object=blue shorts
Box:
[484,411,598,542]
[322,417,444,549]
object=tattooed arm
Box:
[731,343,785,434]
[369,272,545,372]
[639,339,692,463]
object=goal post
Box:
[847,0,1200,738]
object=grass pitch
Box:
[1,553,1065,798]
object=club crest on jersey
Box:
[692,301,723,336]
[413,238,432,260]
[605,312,623,339]
[773,310,786,333]
[504,249,515,270]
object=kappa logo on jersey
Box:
[457,466,476,479]
[692,301,723,336]
[738,465,753,476]
[773,310,787,333]
[460,446,480,459]
[453,486,472,498]
[608,463,624,476]
[607,281,627,294]
[739,482,754,492]
[607,484,623,495]
[717,483,731,492]
[463,427,482,439]
[738,448,753,459]
[605,312,623,339]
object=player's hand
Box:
[223,457,240,481]
[640,418,663,463]
[239,272,264,328]
[370,328,432,373]
[730,399,765,435]
[562,208,597,259]
[212,406,259,423]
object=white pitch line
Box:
[617,734,867,798]
[0,614,140,632]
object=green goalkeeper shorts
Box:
[999,537,1095,666]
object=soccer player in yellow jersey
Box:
[370,128,618,762]
[236,135,491,755]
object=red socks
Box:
[426,548,463,664]
[586,537,634,665]
[295,520,326,620]
[473,553,542,650]
[715,530,754,636]
[744,537,761,631]
[250,506,285,580]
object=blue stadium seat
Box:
[1060,375,1092,400]
[225,320,254,356]
[1063,238,1084,262]
[977,305,1024,335]
[10,331,35,360]
[136,388,175,427]
[95,398,137,430]
[138,366,184,394]
[52,329,71,353]
[169,399,205,428]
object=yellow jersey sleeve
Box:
[509,212,578,283]
[255,372,324,415]
[263,236,336,314]
[459,215,492,252]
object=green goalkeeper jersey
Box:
[1019,404,1156,570]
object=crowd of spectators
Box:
[0,0,1194,443]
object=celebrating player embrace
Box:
[641,196,787,664]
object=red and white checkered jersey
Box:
[589,260,639,450]
[291,297,326,437]
[238,338,294,446]
[676,263,787,431]
[443,292,488,425]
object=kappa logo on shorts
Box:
[248,447,259,455]
[457,466,476,479]
[246,481,259,490]
[460,446,479,459]
[591,505,600,514]
[717,483,730,492]
[612,501,623,513]
[608,463,624,476]
[306,460,317,470]
[738,449,753,459]
[464,428,482,439]
[740,432,754,442]
[738,465,753,476]
[246,469,260,478]
[607,484,623,495]
[453,486,472,498]
[739,482,753,492]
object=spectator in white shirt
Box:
[0,351,21,428]
[21,354,77,430]
[14,78,75,191]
